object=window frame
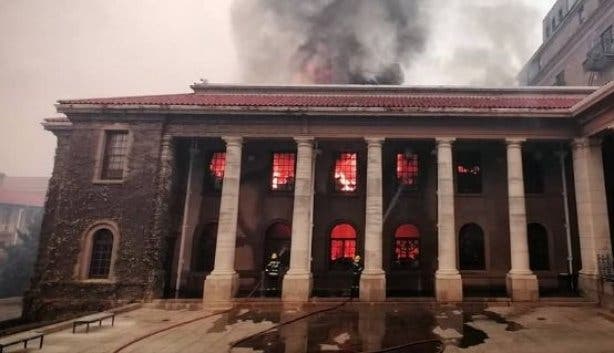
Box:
[458,223,487,271]
[527,223,551,272]
[523,151,545,194]
[93,127,132,184]
[331,151,359,194]
[329,222,359,269]
[269,151,297,192]
[395,150,420,190]
[76,220,120,282]
[206,151,226,193]
[391,223,421,270]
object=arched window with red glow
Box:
[334,152,357,192]
[330,223,357,264]
[393,224,420,269]
[265,221,292,267]
[209,152,226,191]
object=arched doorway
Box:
[392,224,420,270]
[330,222,357,270]
[527,223,550,271]
[264,221,292,268]
[459,223,485,270]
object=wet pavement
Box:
[5,302,614,352]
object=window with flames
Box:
[396,152,419,186]
[334,152,357,192]
[394,224,420,269]
[271,153,296,191]
[330,223,356,262]
[208,152,226,191]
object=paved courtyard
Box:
[0,298,22,322]
[2,302,614,353]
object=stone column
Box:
[572,137,613,299]
[505,138,538,301]
[203,136,243,303]
[435,137,463,302]
[282,137,315,302]
[173,143,204,298]
[360,137,386,301]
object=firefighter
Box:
[350,255,363,297]
[264,252,281,295]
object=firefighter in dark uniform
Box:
[350,255,363,297]
[264,252,281,296]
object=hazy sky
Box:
[0,0,555,177]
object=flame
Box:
[335,171,356,192]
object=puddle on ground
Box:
[205,303,526,352]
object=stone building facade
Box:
[25,82,614,319]
[519,0,614,86]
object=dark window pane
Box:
[271,153,296,191]
[528,223,550,271]
[89,229,114,278]
[101,131,129,180]
[334,153,357,192]
[456,151,482,193]
[396,152,419,186]
[459,223,485,270]
[523,152,545,194]
[208,152,226,191]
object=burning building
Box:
[23,80,614,319]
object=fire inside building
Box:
[24,81,614,319]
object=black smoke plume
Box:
[231,0,428,85]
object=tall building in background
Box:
[0,173,47,257]
[519,0,614,86]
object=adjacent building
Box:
[519,0,614,86]
[0,174,46,260]
[24,82,614,320]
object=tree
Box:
[0,213,42,298]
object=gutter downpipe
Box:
[559,147,575,281]
[175,140,197,299]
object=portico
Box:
[30,83,614,319]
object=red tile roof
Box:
[58,90,588,111]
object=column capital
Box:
[573,137,602,149]
[293,136,315,145]
[222,136,243,146]
[364,137,385,145]
[505,137,526,146]
[435,137,456,145]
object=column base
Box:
[203,272,239,303]
[282,272,312,302]
[506,272,539,301]
[578,272,601,301]
[360,272,386,302]
[435,271,463,302]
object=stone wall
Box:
[24,120,170,320]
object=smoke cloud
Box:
[231,0,545,86]
[231,0,429,85]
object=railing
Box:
[597,253,614,282]
[583,40,614,71]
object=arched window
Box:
[193,223,218,272]
[393,224,420,269]
[459,223,485,270]
[528,223,550,271]
[89,229,114,278]
[330,223,357,267]
[264,221,292,266]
